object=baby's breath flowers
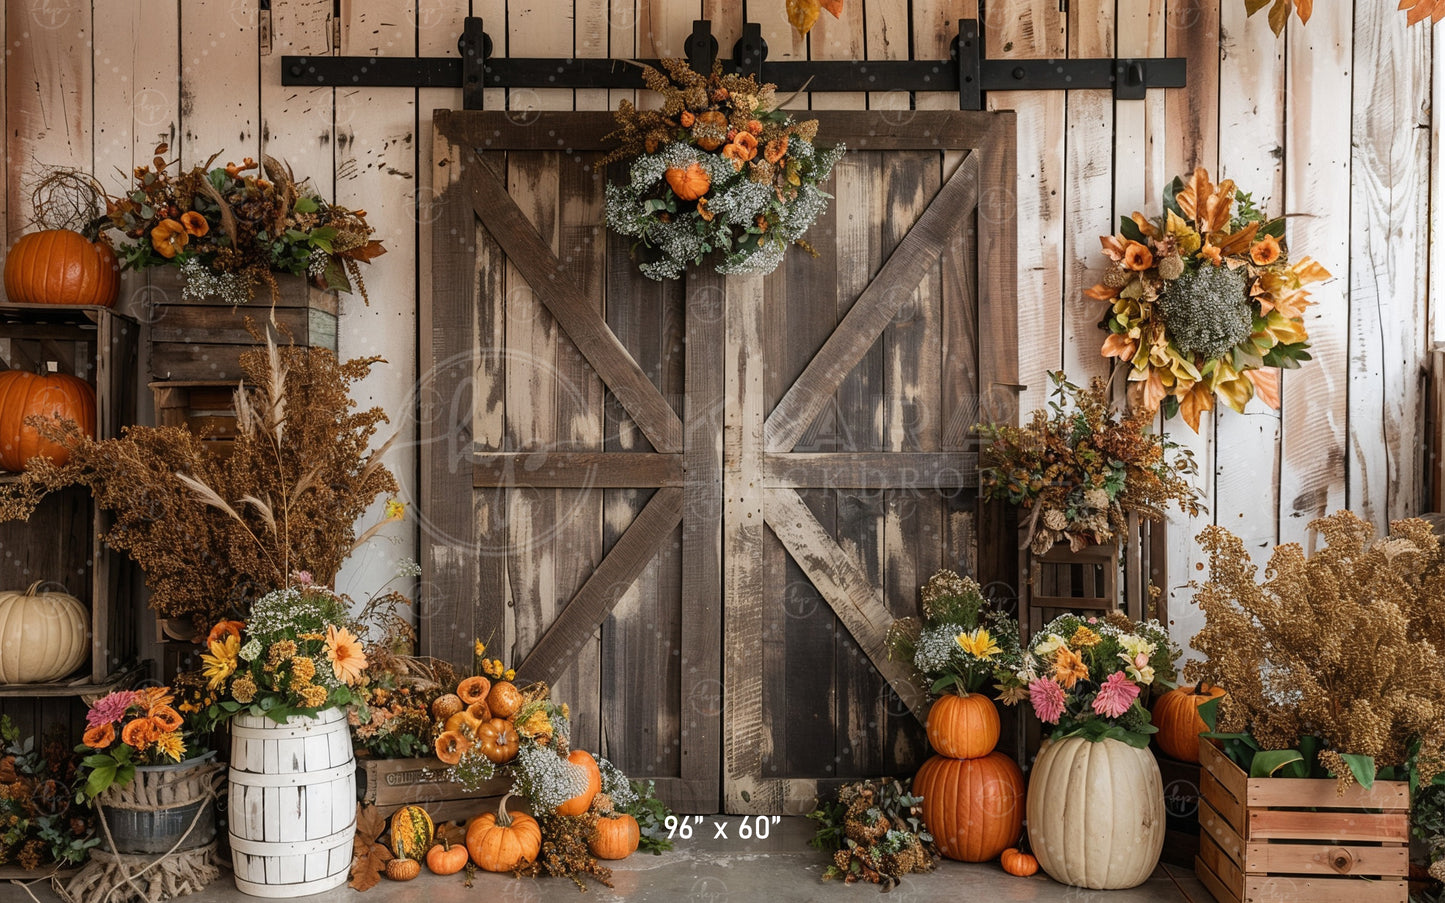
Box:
[886,570,1022,698]
[1186,511,1445,789]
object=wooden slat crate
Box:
[1195,738,1409,903]
[355,756,509,822]
[141,269,338,382]
[1159,751,1202,868]
[149,380,242,454]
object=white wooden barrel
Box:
[227,707,356,897]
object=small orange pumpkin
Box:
[1000,847,1039,877]
[443,708,483,736]
[486,681,523,719]
[385,857,421,881]
[1152,682,1227,763]
[926,693,1001,759]
[3,229,120,307]
[476,717,520,764]
[467,793,542,872]
[555,750,602,816]
[692,110,729,151]
[431,693,464,722]
[589,812,640,860]
[457,675,491,706]
[664,163,711,201]
[434,730,470,765]
[426,838,469,875]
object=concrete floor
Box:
[5,818,1209,903]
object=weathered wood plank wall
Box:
[0,0,1434,662]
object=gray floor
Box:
[5,818,1207,903]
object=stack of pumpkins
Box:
[0,228,115,474]
[912,693,1025,863]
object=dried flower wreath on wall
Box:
[602,60,845,281]
[1085,168,1329,432]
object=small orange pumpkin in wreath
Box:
[664,163,711,202]
[475,717,520,764]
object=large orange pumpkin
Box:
[914,752,1025,862]
[4,230,120,307]
[1151,683,1226,763]
[466,794,542,872]
[0,370,96,472]
[554,750,602,816]
[926,693,1000,759]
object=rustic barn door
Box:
[422,110,1016,814]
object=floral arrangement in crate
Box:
[1187,510,1445,794]
[602,59,844,281]
[1085,168,1329,432]
[0,335,401,629]
[806,777,938,887]
[198,581,368,724]
[0,716,96,870]
[978,371,1201,554]
[886,570,1022,698]
[995,612,1179,747]
[74,681,217,801]
[104,144,385,303]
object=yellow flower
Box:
[153,731,185,762]
[1069,626,1101,648]
[300,685,329,708]
[291,656,317,684]
[231,675,257,704]
[474,639,486,657]
[1050,646,1090,689]
[503,668,516,681]
[384,498,406,521]
[325,625,368,686]
[955,628,1002,660]
[201,634,240,691]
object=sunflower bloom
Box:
[82,723,115,750]
[150,218,189,258]
[1122,241,1154,271]
[325,625,367,685]
[1050,646,1090,689]
[1250,234,1281,265]
[956,628,1002,660]
[201,634,240,691]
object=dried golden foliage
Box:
[0,337,397,629]
[1186,511,1445,784]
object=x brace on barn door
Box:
[281,16,1185,111]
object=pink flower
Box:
[1092,671,1142,719]
[292,570,314,586]
[86,689,139,728]
[1029,678,1066,724]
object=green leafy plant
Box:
[619,779,675,855]
[0,717,97,870]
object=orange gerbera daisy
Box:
[121,717,161,751]
[1250,234,1281,265]
[150,219,189,258]
[150,705,183,732]
[82,723,115,750]
[1050,646,1090,689]
[1122,241,1154,271]
[179,211,209,237]
[325,625,368,686]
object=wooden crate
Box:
[149,380,242,453]
[1158,751,1202,868]
[141,268,337,381]
[1195,739,1409,903]
[356,756,509,822]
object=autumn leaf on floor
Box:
[349,803,394,892]
[1399,0,1445,25]
[787,0,821,35]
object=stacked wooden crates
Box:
[0,303,141,746]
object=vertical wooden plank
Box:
[1279,0,1350,549]
[866,0,911,111]
[6,0,93,243]
[1062,0,1114,384]
[638,1,699,66]
[1162,0,1219,660]
[92,1,180,198]
[473,0,506,111]
[1347,1,1429,525]
[333,0,418,604]
[576,0,608,112]
[748,0,804,70]
[511,0,574,112]
[1213,0,1284,572]
[702,0,743,53]
[987,0,1066,413]
[807,0,865,111]
[1114,0,1167,220]
[179,0,260,179]
[261,0,334,208]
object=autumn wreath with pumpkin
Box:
[1085,168,1329,432]
[602,59,844,281]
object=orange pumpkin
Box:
[385,857,421,881]
[692,111,729,151]
[664,163,711,201]
[1151,683,1226,763]
[588,813,640,860]
[1000,847,1039,877]
[431,693,464,722]
[913,752,1025,862]
[475,717,520,764]
[0,370,96,472]
[456,676,491,706]
[426,838,469,875]
[926,693,1001,759]
[486,681,523,719]
[554,750,602,816]
[3,230,120,307]
[467,793,542,872]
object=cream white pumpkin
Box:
[0,582,89,683]
[1025,736,1165,890]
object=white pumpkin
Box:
[1025,735,1165,890]
[0,582,89,683]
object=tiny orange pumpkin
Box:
[486,681,523,719]
[385,856,421,881]
[1000,847,1039,877]
[476,717,520,764]
[589,812,641,860]
[426,838,469,876]
[664,163,711,202]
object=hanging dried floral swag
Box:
[602,59,844,281]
